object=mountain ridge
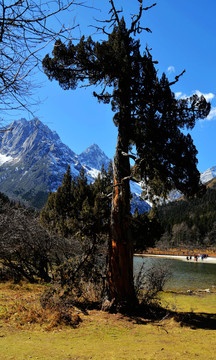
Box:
[0,118,150,212]
[1,118,213,211]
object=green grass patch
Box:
[159,291,216,313]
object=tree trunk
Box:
[106,125,137,311]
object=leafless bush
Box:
[0,264,22,283]
[0,196,76,282]
[134,261,172,305]
[40,238,107,311]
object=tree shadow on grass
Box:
[127,304,216,330]
[173,311,216,330]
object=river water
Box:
[134,256,216,291]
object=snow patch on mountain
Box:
[130,181,143,196]
[85,167,100,181]
[78,144,111,170]
[165,167,216,203]
[200,166,216,184]
[131,193,151,214]
[0,153,13,165]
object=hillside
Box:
[156,177,216,250]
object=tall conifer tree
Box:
[43,1,210,309]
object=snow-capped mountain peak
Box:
[1,118,215,212]
[0,118,149,213]
[200,166,216,184]
[78,143,111,170]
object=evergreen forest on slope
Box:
[156,178,216,250]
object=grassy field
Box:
[0,282,216,360]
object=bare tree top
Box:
[0,0,87,113]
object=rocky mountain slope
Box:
[0,118,150,212]
[166,166,216,203]
[200,166,216,184]
[78,143,111,171]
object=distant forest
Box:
[156,178,216,250]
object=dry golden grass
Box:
[0,282,216,359]
[0,282,81,331]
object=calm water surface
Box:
[134,256,216,291]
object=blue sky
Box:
[4,0,216,173]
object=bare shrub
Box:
[40,240,107,312]
[134,261,172,305]
[0,196,77,283]
[0,264,23,283]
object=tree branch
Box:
[129,1,156,35]
[109,0,121,26]
[168,69,186,86]
[0,0,84,114]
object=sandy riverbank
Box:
[134,253,216,263]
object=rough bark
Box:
[106,123,137,310]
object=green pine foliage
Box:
[132,208,162,252]
[40,163,113,240]
[157,183,216,249]
[40,162,162,252]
